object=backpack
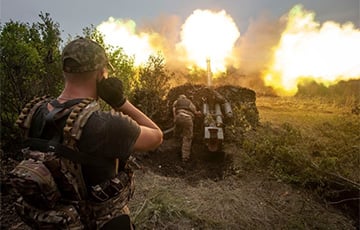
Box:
[9,96,135,229]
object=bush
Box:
[0,13,63,151]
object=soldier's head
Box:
[61,37,113,84]
[178,94,187,100]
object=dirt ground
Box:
[130,139,357,229]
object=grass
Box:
[129,171,356,229]
[253,96,360,185]
[128,95,359,229]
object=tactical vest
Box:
[10,96,134,229]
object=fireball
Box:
[176,9,240,73]
[264,5,360,96]
[97,17,158,66]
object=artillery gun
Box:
[201,88,233,152]
[162,82,258,156]
[161,59,257,154]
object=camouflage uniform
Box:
[173,95,198,161]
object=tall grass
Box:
[238,96,360,222]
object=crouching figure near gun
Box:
[9,37,163,229]
[172,94,201,162]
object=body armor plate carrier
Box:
[9,96,134,229]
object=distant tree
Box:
[137,54,172,99]
[131,54,172,119]
[0,12,62,150]
[33,13,63,93]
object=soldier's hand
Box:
[97,77,126,108]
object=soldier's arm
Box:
[116,100,163,151]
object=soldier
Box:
[12,37,163,229]
[172,95,201,162]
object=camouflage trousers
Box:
[174,112,194,161]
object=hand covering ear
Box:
[97,77,126,108]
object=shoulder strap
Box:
[63,98,100,149]
[16,95,52,138]
[44,98,84,142]
[46,98,84,123]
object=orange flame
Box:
[97,17,159,66]
[176,9,240,73]
[263,5,360,96]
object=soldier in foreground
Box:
[10,37,163,229]
[172,94,201,162]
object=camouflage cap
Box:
[62,37,108,73]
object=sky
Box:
[1,0,359,39]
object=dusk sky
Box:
[1,0,359,38]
